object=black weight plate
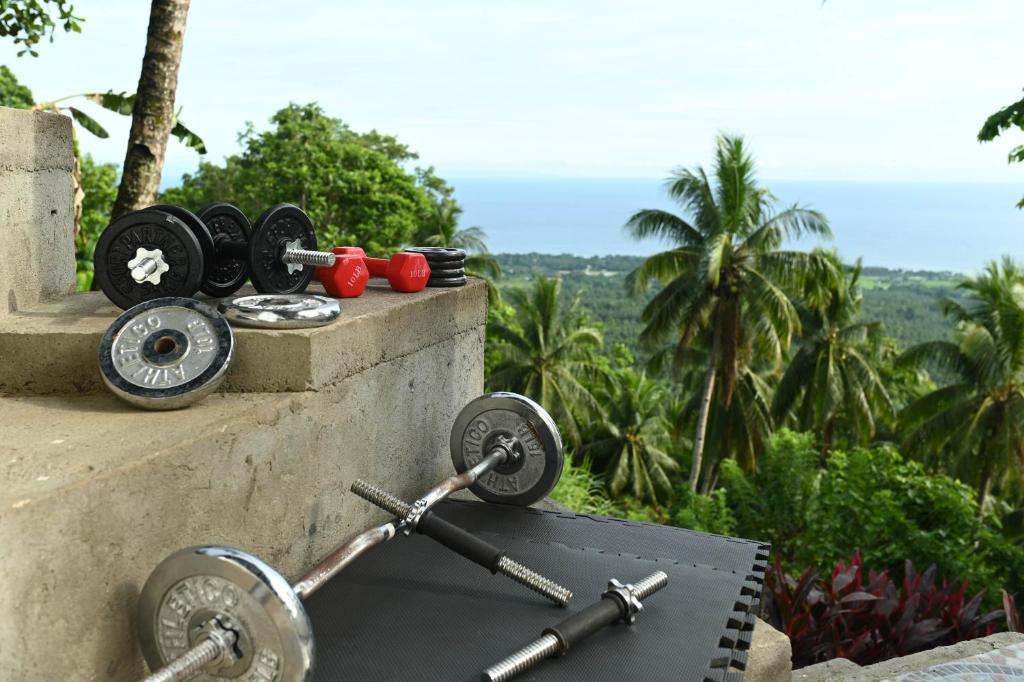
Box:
[427,275,468,287]
[248,204,317,294]
[147,204,216,281]
[426,266,466,278]
[405,246,466,263]
[94,210,205,310]
[197,202,253,297]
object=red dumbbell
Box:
[311,245,368,282]
[364,252,430,292]
[316,252,369,298]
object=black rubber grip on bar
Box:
[417,509,506,572]
[543,596,624,653]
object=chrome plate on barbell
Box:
[450,392,564,506]
[218,294,341,329]
[138,546,314,681]
[98,297,233,410]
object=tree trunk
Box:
[821,417,835,460]
[111,0,191,218]
[977,457,993,517]
[690,362,717,491]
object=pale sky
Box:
[4,0,1024,184]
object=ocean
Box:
[451,178,1024,273]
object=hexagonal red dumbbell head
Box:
[313,247,365,283]
[315,253,369,298]
[365,252,430,292]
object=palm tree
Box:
[626,134,834,490]
[487,275,604,446]
[417,196,502,301]
[673,350,775,492]
[899,257,1024,511]
[585,369,680,503]
[772,259,894,452]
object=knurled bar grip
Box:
[350,479,573,607]
[481,571,669,682]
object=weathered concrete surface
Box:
[0,279,486,394]
[794,657,861,681]
[793,632,1024,681]
[0,106,76,315]
[0,288,486,680]
[746,618,792,681]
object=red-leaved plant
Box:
[765,552,1006,668]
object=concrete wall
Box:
[0,106,77,314]
[1,321,484,680]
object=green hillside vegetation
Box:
[496,254,957,352]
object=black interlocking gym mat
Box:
[305,500,770,682]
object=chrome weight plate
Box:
[138,546,314,681]
[98,297,233,410]
[219,294,341,329]
[450,392,564,506]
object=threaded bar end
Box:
[282,248,335,267]
[633,571,669,601]
[495,555,573,607]
[140,638,223,682]
[351,480,414,518]
[482,633,560,682]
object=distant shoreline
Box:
[491,252,966,278]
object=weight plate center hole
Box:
[487,432,527,475]
[142,328,190,366]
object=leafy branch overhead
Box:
[35,90,206,153]
[0,0,82,56]
[978,91,1024,208]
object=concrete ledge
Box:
[746,618,793,681]
[793,632,1024,681]
[0,279,487,394]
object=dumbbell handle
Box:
[415,446,511,514]
[482,571,669,682]
[350,480,572,607]
[363,257,391,276]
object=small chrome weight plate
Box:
[98,297,233,410]
[139,546,314,681]
[94,209,206,310]
[198,202,253,298]
[248,204,317,295]
[450,392,564,506]
[219,294,341,329]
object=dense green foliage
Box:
[719,430,1024,598]
[76,154,118,290]
[899,258,1024,510]
[0,0,82,56]
[0,64,31,107]
[162,103,445,254]
[486,275,604,447]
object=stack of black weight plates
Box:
[406,247,467,287]
[305,500,770,681]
